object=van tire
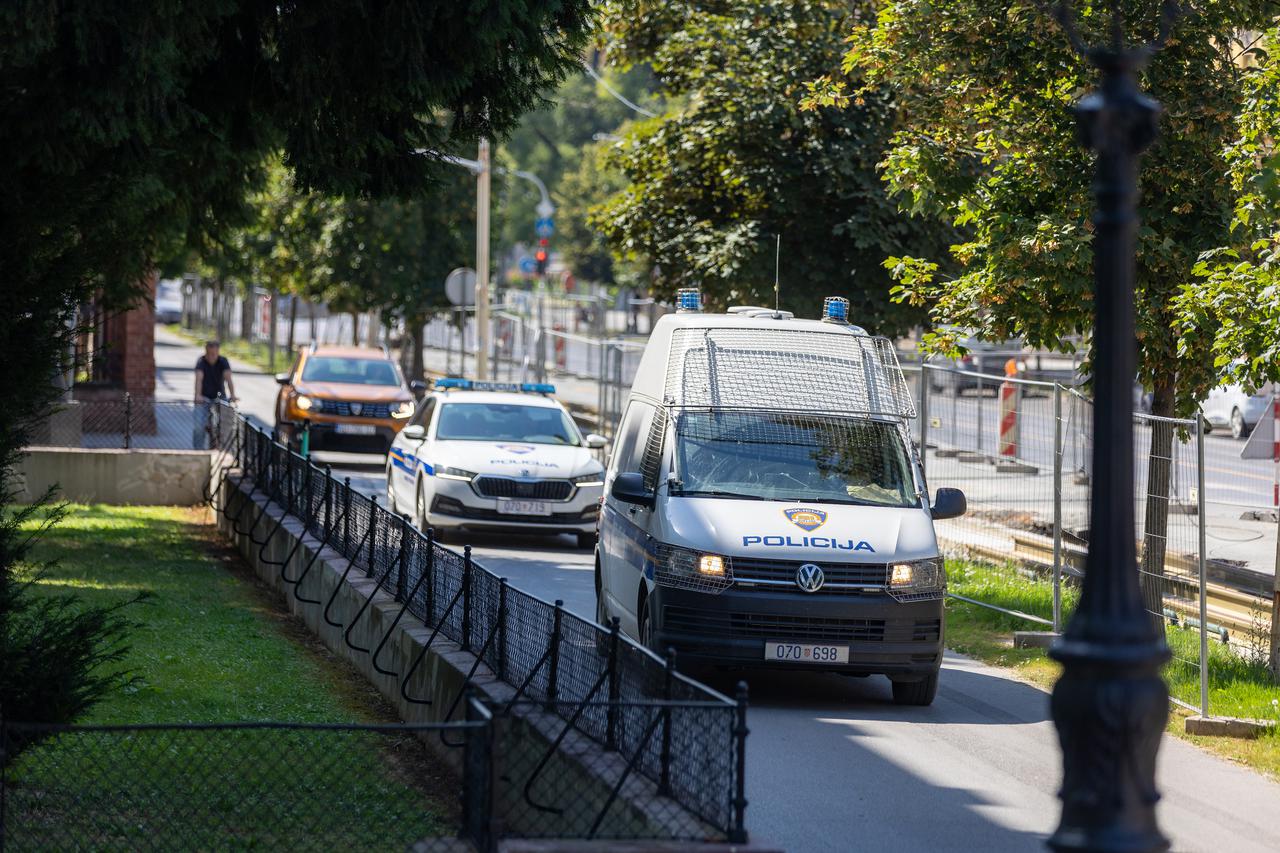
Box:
[891,671,939,706]
[1230,407,1251,440]
[638,598,654,652]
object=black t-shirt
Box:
[196,356,231,400]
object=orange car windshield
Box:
[301,357,400,387]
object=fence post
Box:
[1053,383,1064,634]
[495,577,509,681]
[366,494,379,576]
[123,392,132,449]
[976,373,985,455]
[396,515,409,603]
[547,599,563,711]
[461,545,473,652]
[658,647,676,796]
[1197,412,1209,719]
[342,477,352,558]
[606,616,621,751]
[730,681,750,844]
[918,364,929,480]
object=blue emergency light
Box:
[822,296,850,324]
[676,287,702,312]
[434,377,556,395]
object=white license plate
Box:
[496,499,551,516]
[765,642,849,664]
[334,423,377,435]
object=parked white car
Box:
[1202,383,1273,439]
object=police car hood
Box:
[434,440,600,478]
[665,497,937,562]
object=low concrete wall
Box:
[217,478,711,842]
[16,446,214,505]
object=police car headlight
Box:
[889,559,943,591]
[571,472,604,487]
[392,400,414,419]
[437,466,477,482]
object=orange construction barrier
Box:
[998,358,1019,458]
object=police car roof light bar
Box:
[434,377,556,395]
[822,296,850,325]
[676,288,702,313]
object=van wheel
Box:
[639,600,655,652]
[891,671,939,706]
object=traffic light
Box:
[535,238,549,275]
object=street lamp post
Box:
[1046,5,1177,852]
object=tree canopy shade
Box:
[591,0,951,332]
[0,0,592,726]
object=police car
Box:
[385,379,608,548]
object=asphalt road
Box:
[159,327,1280,852]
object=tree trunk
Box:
[1139,372,1177,634]
[286,294,298,355]
[240,289,254,342]
[410,315,425,383]
[350,311,359,346]
[268,289,279,371]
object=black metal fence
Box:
[1,716,487,852]
[29,395,237,450]
[213,414,748,844]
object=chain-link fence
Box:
[1,718,483,852]
[28,396,239,451]
[904,363,1279,720]
[215,416,748,844]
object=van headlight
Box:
[654,545,733,594]
[888,558,945,601]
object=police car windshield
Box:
[435,403,581,446]
[301,357,400,386]
[673,411,915,507]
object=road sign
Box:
[445,267,477,306]
[1241,396,1278,460]
[535,217,554,238]
[518,256,536,274]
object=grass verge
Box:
[8,504,455,848]
[946,559,1280,781]
[166,323,294,375]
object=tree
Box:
[591,0,950,330]
[824,1,1275,621]
[0,0,593,724]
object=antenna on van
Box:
[773,234,782,316]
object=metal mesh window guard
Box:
[664,327,915,418]
[672,410,919,508]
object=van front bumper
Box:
[650,585,943,678]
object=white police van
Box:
[595,293,966,705]
[385,379,608,548]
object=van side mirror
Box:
[401,424,426,441]
[931,487,966,520]
[275,372,291,385]
[611,472,654,508]
[585,433,608,449]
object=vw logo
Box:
[350,403,363,416]
[795,563,825,593]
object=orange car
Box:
[274,344,424,453]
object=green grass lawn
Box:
[167,323,295,375]
[7,505,456,850]
[946,559,1280,781]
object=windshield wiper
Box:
[674,490,769,501]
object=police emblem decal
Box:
[498,444,536,455]
[783,507,828,532]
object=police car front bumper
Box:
[649,584,943,677]
[426,478,601,535]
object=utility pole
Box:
[476,138,491,380]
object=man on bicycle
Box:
[193,340,237,449]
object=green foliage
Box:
[834,1,1275,413]
[2,498,146,758]
[1,0,593,725]
[592,0,950,330]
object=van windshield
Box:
[673,411,917,507]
